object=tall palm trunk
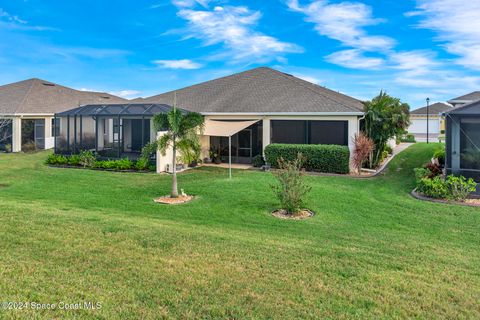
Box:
[171,138,179,198]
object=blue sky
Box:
[0,0,479,109]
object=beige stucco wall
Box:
[202,114,360,170]
[6,115,55,152]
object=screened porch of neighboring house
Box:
[53,104,175,159]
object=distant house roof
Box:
[448,91,480,104]
[140,67,364,114]
[445,100,480,116]
[0,78,126,115]
[55,103,186,117]
[410,102,453,115]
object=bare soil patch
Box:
[271,209,314,220]
[154,195,195,205]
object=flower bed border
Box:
[410,188,480,207]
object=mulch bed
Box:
[411,189,480,207]
[153,195,195,205]
[271,209,314,220]
[48,165,154,173]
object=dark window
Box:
[51,118,60,137]
[271,120,306,144]
[309,120,348,145]
[271,120,348,146]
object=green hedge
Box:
[264,144,350,174]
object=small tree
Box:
[364,91,410,168]
[271,153,311,214]
[352,133,375,174]
[153,98,204,198]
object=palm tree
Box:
[153,95,204,198]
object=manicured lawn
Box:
[0,143,479,319]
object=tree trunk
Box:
[171,140,179,198]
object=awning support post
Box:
[229,135,232,179]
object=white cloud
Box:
[153,59,203,69]
[0,8,27,24]
[411,0,480,69]
[287,0,395,51]
[325,49,384,69]
[108,90,142,99]
[79,88,141,99]
[172,0,210,8]
[175,5,302,61]
[292,73,322,84]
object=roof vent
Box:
[42,82,55,86]
[100,96,110,99]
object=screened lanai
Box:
[54,104,179,159]
[445,101,480,184]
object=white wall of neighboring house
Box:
[408,117,441,134]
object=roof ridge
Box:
[268,68,363,112]
[144,67,270,100]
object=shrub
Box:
[445,175,477,201]
[433,148,445,166]
[114,158,133,170]
[265,144,350,174]
[414,167,430,183]
[22,141,37,153]
[417,176,449,199]
[135,158,150,171]
[424,162,442,178]
[79,150,96,168]
[352,133,375,174]
[271,154,311,214]
[400,134,416,143]
[45,153,68,165]
[384,145,393,154]
[68,154,81,166]
[252,154,265,168]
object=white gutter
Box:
[0,113,55,117]
[200,112,364,116]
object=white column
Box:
[12,117,21,152]
[262,118,271,158]
[44,117,54,149]
[348,118,358,173]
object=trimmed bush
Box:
[265,144,350,174]
[252,154,265,168]
[45,153,68,165]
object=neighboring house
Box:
[0,78,126,152]
[139,67,365,170]
[408,102,453,138]
[447,91,480,108]
[445,100,480,183]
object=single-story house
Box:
[447,91,480,108]
[138,67,365,171]
[408,102,452,139]
[445,100,480,183]
[0,78,126,152]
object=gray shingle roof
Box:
[411,102,452,115]
[140,67,364,114]
[0,78,127,115]
[448,91,480,103]
[445,99,480,115]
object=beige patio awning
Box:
[203,119,260,137]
